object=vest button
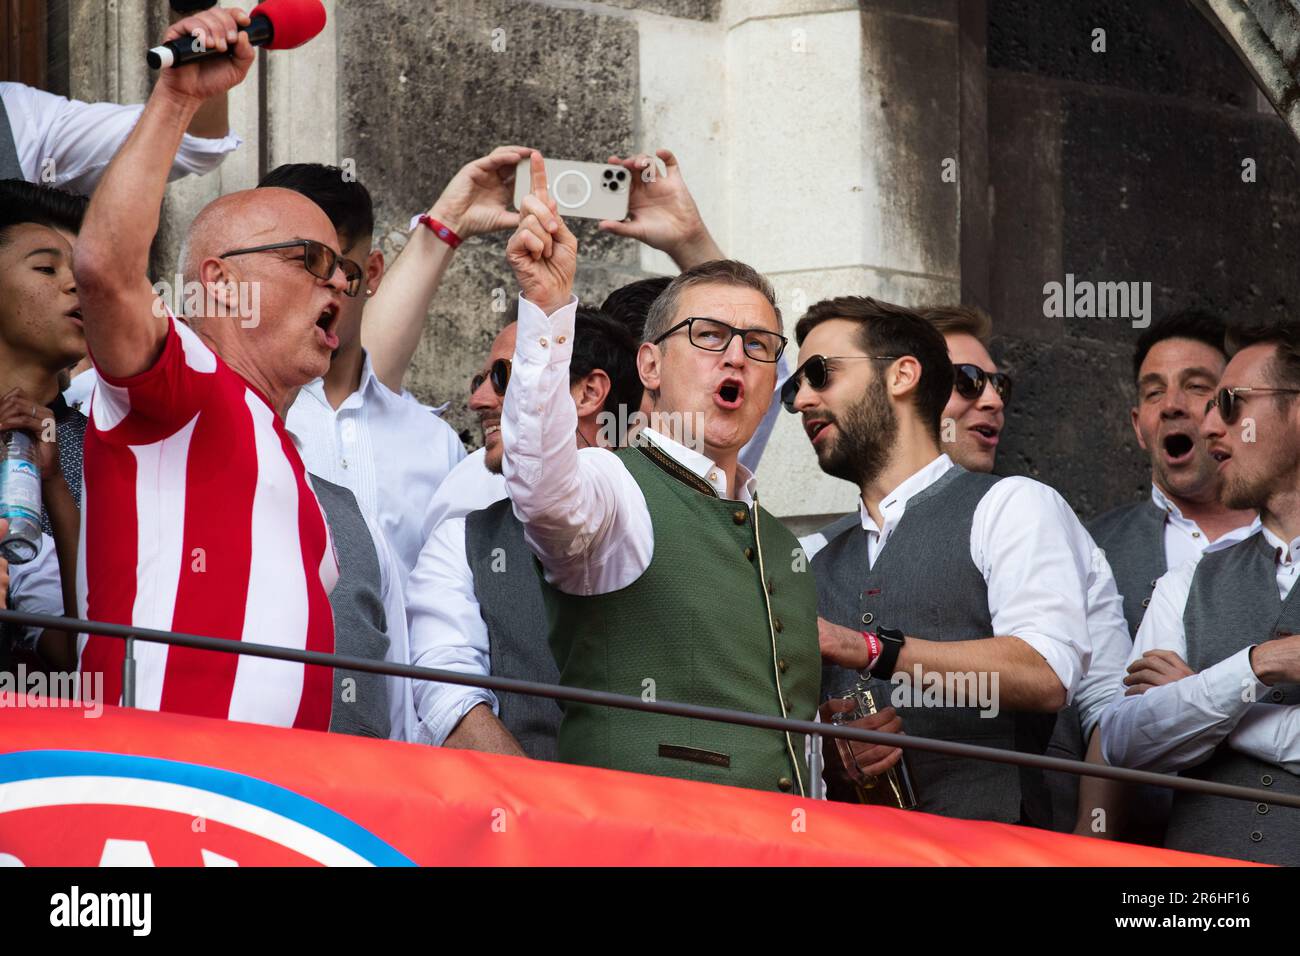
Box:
[1272,689,1285,702]
[1262,774,1274,787]
[1257,803,1270,815]
[777,777,793,792]
[1250,830,1263,842]
[733,509,747,525]
[744,547,754,561]
[778,658,789,673]
[1141,598,1150,608]
[773,618,784,633]
[861,612,874,626]
[1149,579,1158,588]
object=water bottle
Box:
[0,431,43,564]
[830,682,919,810]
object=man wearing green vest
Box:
[497,152,829,795]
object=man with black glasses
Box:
[1102,322,1300,864]
[494,154,820,794]
[788,295,1092,826]
[73,10,348,729]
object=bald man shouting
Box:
[74,8,352,728]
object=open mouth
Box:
[969,422,1000,445]
[715,378,744,410]
[1210,445,1232,465]
[315,304,340,350]
[481,420,501,442]
[65,308,83,327]
[1162,432,1195,463]
[804,418,834,444]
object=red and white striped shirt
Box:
[78,316,339,730]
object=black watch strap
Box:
[868,626,905,678]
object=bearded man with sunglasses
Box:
[1101,322,1300,864]
[492,153,819,794]
[789,296,1092,826]
[72,11,350,729]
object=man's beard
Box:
[1221,445,1297,511]
[817,374,897,487]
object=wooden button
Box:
[733,510,747,525]
[778,658,789,673]
[773,618,783,633]
[777,777,793,792]
[744,547,754,560]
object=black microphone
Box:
[147,0,325,70]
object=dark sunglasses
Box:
[780,354,899,413]
[219,239,364,297]
[953,364,1013,404]
[471,358,512,396]
[1206,385,1300,425]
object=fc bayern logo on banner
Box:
[0,751,414,867]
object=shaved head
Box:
[179,187,351,411]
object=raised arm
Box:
[500,152,652,594]
[363,146,531,392]
[598,148,724,270]
[73,8,253,380]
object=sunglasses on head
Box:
[471,358,512,397]
[953,364,1013,404]
[780,354,899,413]
[1206,385,1300,425]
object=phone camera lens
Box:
[616,170,627,181]
[603,170,614,179]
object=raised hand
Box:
[0,389,60,483]
[506,151,578,316]
[598,148,723,268]
[429,146,531,239]
[157,6,256,104]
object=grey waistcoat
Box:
[812,466,1056,826]
[465,498,561,760]
[311,476,391,740]
[0,96,21,181]
[1088,499,1167,639]
[1164,532,1300,865]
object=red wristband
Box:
[861,630,882,670]
[416,214,462,249]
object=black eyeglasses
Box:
[953,364,1013,404]
[471,358,512,397]
[218,239,364,298]
[653,317,787,364]
[1206,385,1300,425]
[780,354,899,413]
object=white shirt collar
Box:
[1261,525,1300,567]
[641,427,756,504]
[1150,482,1186,520]
[303,350,384,410]
[858,453,954,533]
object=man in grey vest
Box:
[789,296,1092,826]
[1089,309,1257,639]
[1102,321,1300,865]
[308,474,413,742]
[405,308,640,757]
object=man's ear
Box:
[195,257,238,319]
[888,355,924,400]
[637,342,662,394]
[1130,405,1148,452]
[573,369,611,419]
[365,248,385,295]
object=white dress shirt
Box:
[1152,482,1257,569]
[1100,526,1300,774]
[405,453,508,745]
[1077,545,1132,738]
[502,293,757,596]
[1,82,241,193]
[62,367,98,413]
[795,455,1091,699]
[286,351,466,581]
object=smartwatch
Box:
[867,626,905,678]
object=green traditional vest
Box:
[541,442,820,795]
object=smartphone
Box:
[513,157,631,221]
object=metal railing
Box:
[1,607,1296,811]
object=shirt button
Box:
[744,547,754,561]
[778,658,789,673]
[862,612,874,626]
[777,777,793,792]
[1192,531,1201,538]
[539,337,548,348]
[341,458,349,469]
[557,335,566,344]
[1262,774,1274,786]
[709,471,718,482]
[733,510,747,525]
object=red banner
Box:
[0,700,1253,866]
